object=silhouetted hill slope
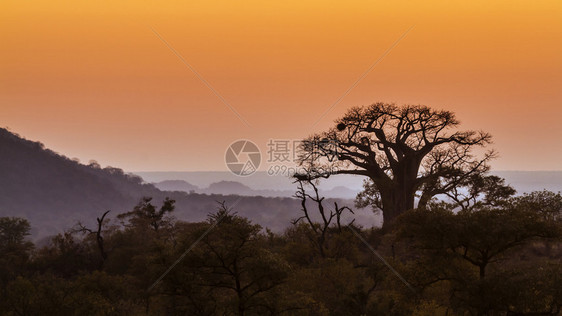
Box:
[0,128,161,237]
[0,128,374,239]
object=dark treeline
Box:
[1,187,561,315]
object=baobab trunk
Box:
[380,183,416,227]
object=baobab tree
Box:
[297,102,494,226]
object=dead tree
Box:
[74,210,110,268]
[292,179,353,257]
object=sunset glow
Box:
[2,0,561,171]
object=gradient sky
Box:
[1,0,561,171]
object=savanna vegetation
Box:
[1,187,561,315]
[1,104,561,315]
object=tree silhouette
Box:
[162,203,291,315]
[74,210,111,269]
[117,197,175,232]
[292,179,353,257]
[0,217,33,287]
[297,102,493,226]
[396,200,562,315]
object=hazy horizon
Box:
[135,170,562,194]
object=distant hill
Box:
[206,180,252,195]
[0,128,373,240]
[155,180,199,192]
[154,179,360,199]
[322,186,361,199]
[136,171,366,193]
[139,170,562,198]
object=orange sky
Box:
[1,0,561,171]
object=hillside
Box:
[0,128,162,238]
[0,128,371,239]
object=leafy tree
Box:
[511,190,562,258]
[0,217,33,287]
[513,190,562,223]
[399,205,558,279]
[297,103,493,226]
[118,197,175,232]
[2,272,141,316]
[396,198,561,315]
[155,203,292,315]
[438,174,516,211]
[0,217,32,248]
[34,232,98,278]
